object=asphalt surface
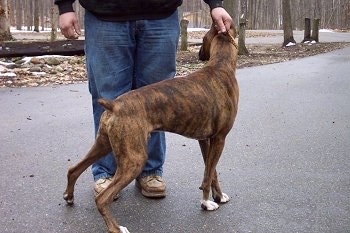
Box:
[1,46,350,232]
[246,30,350,44]
[188,30,350,44]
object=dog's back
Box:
[99,30,239,139]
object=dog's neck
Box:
[207,34,238,71]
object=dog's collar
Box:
[224,31,238,49]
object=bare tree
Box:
[282,0,296,46]
[15,0,23,30]
[0,0,12,41]
[34,0,39,32]
[3,0,350,37]
[223,0,238,27]
[238,0,249,55]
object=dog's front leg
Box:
[211,170,230,204]
[198,137,229,210]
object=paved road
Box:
[246,30,350,44]
[1,47,349,233]
[189,30,350,44]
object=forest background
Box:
[4,0,350,32]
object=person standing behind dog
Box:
[54,0,232,199]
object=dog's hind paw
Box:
[220,192,230,203]
[119,226,130,233]
[201,200,219,211]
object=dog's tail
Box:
[98,98,114,111]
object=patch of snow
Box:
[21,57,32,64]
[18,55,73,65]
[0,61,14,66]
[0,72,16,77]
[319,29,334,33]
[10,26,53,32]
[285,42,296,47]
[32,72,47,76]
[304,40,317,45]
[187,28,209,32]
[0,65,6,72]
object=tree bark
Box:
[238,0,249,55]
[34,0,39,32]
[0,40,84,58]
[0,0,13,41]
[282,0,296,47]
[223,0,237,26]
[180,19,189,51]
[238,16,249,55]
[50,6,58,41]
[302,18,312,42]
[311,18,320,42]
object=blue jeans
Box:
[84,10,180,181]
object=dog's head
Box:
[198,24,237,61]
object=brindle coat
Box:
[63,25,239,233]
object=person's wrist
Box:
[208,1,223,10]
[56,2,75,15]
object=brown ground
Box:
[176,42,349,76]
[1,30,349,88]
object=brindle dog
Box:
[63,24,239,233]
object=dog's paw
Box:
[220,192,230,203]
[63,193,74,205]
[119,226,130,233]
[201,200,219,211]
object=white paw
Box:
[220,192,230,203]
[119,226,130,233]
[201,200,219,211]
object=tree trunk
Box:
[180,19,189,51]
[282,0,296,47]
[50,6,58,41]
[223,0,237,26]
[311,18,320,42]
[238,16,249,55]
[34,0,39,32]
[238,0,249,55]
[0,0,13,41]
[0,40,84,58]
[15,0,23,30]
[302,18,312,42]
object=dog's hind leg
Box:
[198,137,229,211]
[63,132,112,205]
[95,131,148,233]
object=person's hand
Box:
[58,12,81,39]
[211,7,233,33]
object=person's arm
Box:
[203,0,233,33]
[54,0,75,15]
[203,0,223,9]
[54,0,81,39]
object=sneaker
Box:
[94,177,120,200]
[135,175,166,198]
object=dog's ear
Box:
[198,24,218,61]
[199,36,210,61]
